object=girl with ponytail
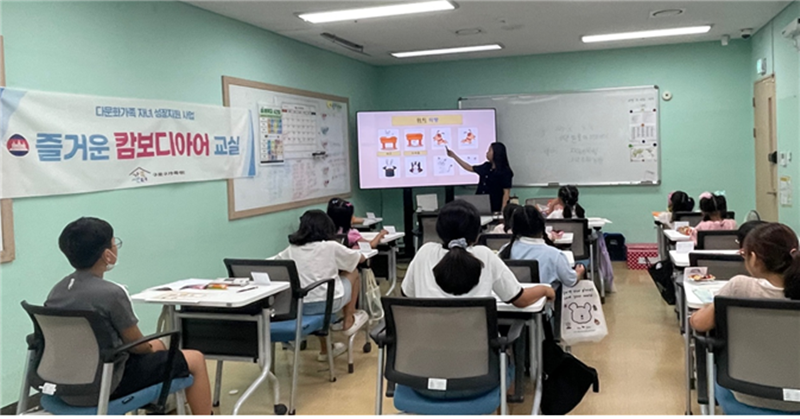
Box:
[686,191,737,244]
[402,200,554,307]
[544,185,585,219]
[656,191,695,228]
[498,205,584,287]
[691,222,800,411]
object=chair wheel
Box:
[274,404,288,415]
[213,401,220,407]
[289,409,296,415]
[363,342,372,353]
[300,340,308,350]
[330,377,337,382]
[348,364,354,373]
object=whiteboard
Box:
[460,86,660,186]
[224,77,351,220]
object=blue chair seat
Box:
[394,384,500,415]
[40,376,194,415]
[271,315,326,342]
[715,382,800,415]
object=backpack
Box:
[541,321,600,415]
[362,267,384,321]
[647,259,676,305]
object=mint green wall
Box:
[0,1,381,404]
[751,2,800,232]
[376,41,756,244]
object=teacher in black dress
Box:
[447,142,514,212]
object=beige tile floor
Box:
[210,262,699,415]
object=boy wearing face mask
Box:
[45,217,212,414]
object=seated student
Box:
[690,223,800,412]
[327,197,387,249]
[682,192,737,244]
[544,185,585,219]
[273,210,369,361]
[490,202,521,234]
[655,191,695,229]
[498,205,585,287]
[736,220,767,248]
[46,218,211,414]
[402,200,555,306]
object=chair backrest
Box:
[545,218,589,260]
[697,230,739,250]
[503,259,540,284]
[382,297,500,395]
[675,211,736,227]
[477,234,512,252]
[689,253,747,280]
[224,258,300,321]
[714,297,800,401]
[455,194,492,215]
[525,198,553,209]
[417,212,440,249]
[746,210,761,222]
[20,301,113,401]
[416,193,439,212]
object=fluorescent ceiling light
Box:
[298,1,455,24]
[582,25,711,43]
[392,44,502,58]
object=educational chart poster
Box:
[357,109,496,189]
[0,88,255,199]
[628,105,658,163]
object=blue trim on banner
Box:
[0,88,28,143]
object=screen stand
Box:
[403,188,415,259]
[445,186,455,203]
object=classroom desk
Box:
[664,229,692,243]
[496,284,550,416]
[669,250,739,268]
[681,280,727,415]
[131,282,290,415]
[553,232,574,246]
[587,218,612,301]
[354,218,382,230]
[480,215,502,227]
[587,217,611,230]
[360,232,404,295]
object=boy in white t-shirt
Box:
[274,210,368,361]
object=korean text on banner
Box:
[0,87,256,198]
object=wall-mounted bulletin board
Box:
[223,76,351,220]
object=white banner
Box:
[0,88,256,198]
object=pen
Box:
[237,286,257,293]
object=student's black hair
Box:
[501,203,521,233]
[288,210,336,246]
[669,191,695,222]
[699,193,728,221]
[558,185,585,219]
[490,142,513,175]
[59,217,114,270]
[432,200,484,295]
[327,197,354,233]
[741,223,800,299]
[499,205,547,260]
[736,220,767,249]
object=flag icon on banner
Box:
[7,134,29,157]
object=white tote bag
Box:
[560,280,608,345]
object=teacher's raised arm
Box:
[446,147,475,173]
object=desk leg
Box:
[386,247,397,296]
[684,300,692,415]
[375,347,385,415]
[232,310,281,415]
[707,346,715,416]
[213,360,223,407]
[531,314,543,416]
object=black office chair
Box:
[696,297,800,414]
[478,233,512,252]
[455,194,492,215]
[18,302,191,415]
[546,218,590,260]
[416,212,440,250]
[371,297,522,415]
[696,231,739,250]
[689,253,747,280]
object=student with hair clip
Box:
[498,205,585,287]
[402,200,554,307]
[682,191,737,244]
[656,190,695,229]
[544,185,585,219]
[691,222,800,411]
[490,202,521,234]
[327,197,387,249]
[273,210,369,361]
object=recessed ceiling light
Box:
[582,25,711,43]
[298,1,455,24]
[391,44,502,58]
[650,9,685,18]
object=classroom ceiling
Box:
[188,1,790,65]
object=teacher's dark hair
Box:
[289,210,336,245]
[491,142,513,175]
[433,200,484,295]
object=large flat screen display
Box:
[357,109,496,189]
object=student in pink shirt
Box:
[689,192,736,244]
[327,198,387,249]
